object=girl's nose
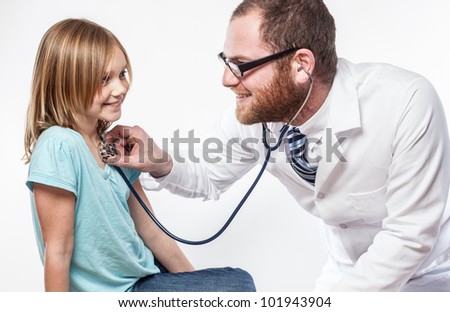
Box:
[111,78,129,97]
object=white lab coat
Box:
[142,58,450,291]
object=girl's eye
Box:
[101,75,110,85]
[119,70,128,79]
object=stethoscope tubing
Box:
[115,123,284,245]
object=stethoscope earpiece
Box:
[297,64,312,76]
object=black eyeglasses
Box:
[218,47,299,78]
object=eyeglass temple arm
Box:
[238,48,299,73]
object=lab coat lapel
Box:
[315,129,346,190]
[315,61,361,194]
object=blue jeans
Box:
[132,262,256,292]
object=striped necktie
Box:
[286,127,318,185]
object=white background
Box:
[0,0,449,292]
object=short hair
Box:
[24,18,132,163]
[232,0,337,83]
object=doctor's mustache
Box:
[105,128,348,165]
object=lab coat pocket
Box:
[348,185,388,224]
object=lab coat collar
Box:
[328,58,361,136]
[315,58,362,192]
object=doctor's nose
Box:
[222,67,240,88]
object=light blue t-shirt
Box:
[26,126,159,291]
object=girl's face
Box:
[87,45,129,125]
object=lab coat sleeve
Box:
[140,106,260,201]
[335,78,450,291]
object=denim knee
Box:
[132,266,257,292]
[226,267,257,292]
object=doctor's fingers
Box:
[103,145,142,170]
[106,125,151,142]
[105,124,131,141]
[104,125,147,148]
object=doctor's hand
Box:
[104,125,173,178]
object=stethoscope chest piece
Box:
[99,136,117,162]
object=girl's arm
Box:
[128,179,195,273]
[33,183,75,291]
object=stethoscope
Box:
[110,68,313,245]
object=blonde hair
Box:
[23,18,132,163]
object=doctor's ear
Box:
[293,49,315,81]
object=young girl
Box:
[24,18,255,292]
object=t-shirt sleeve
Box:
[26,134,78,196]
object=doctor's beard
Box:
[235,63,310,125]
